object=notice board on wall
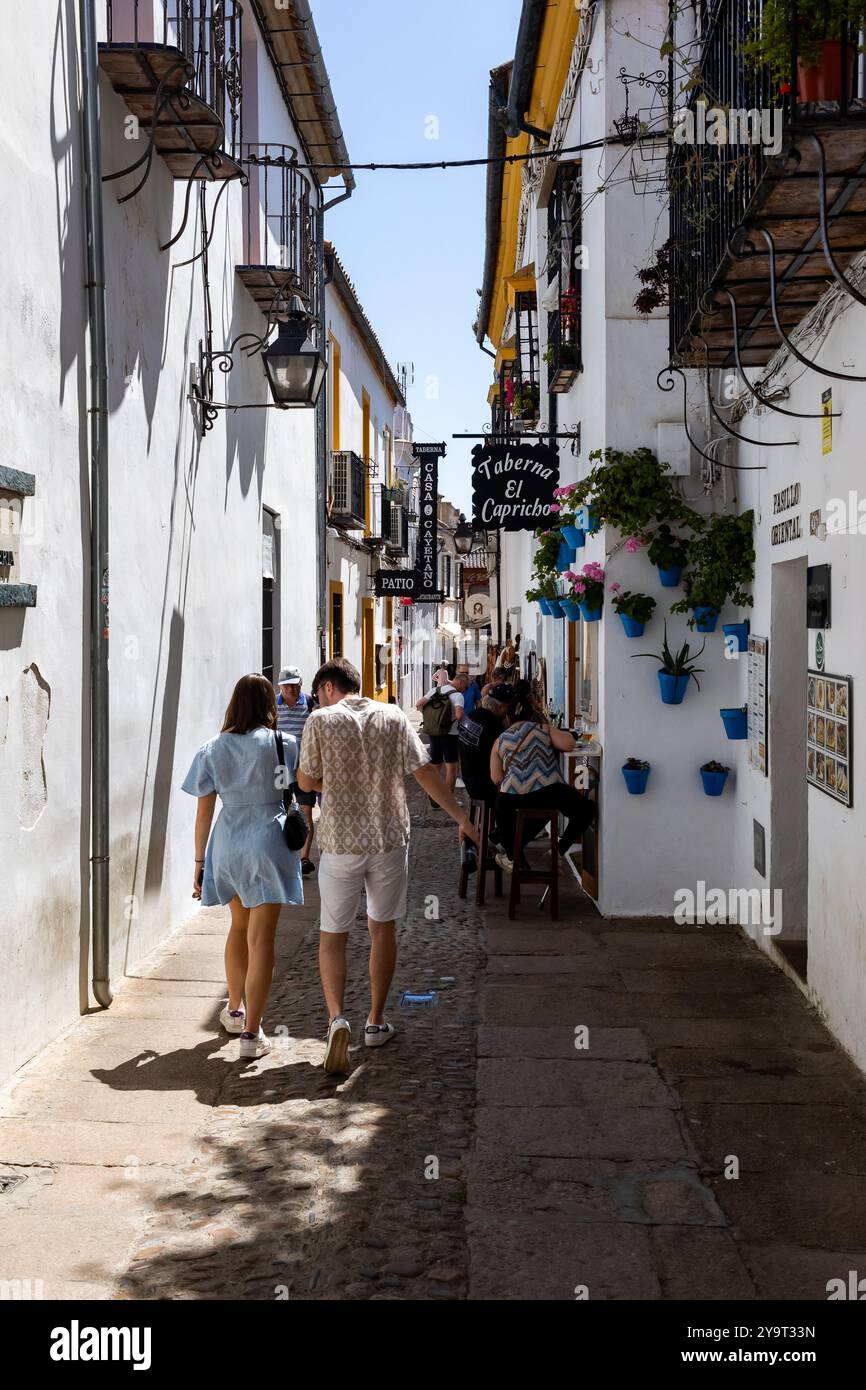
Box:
[748,635,768,776]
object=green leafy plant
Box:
[671,511,755,622]
[569,447,701,540]
[634,238,679,316]
[525,575,558,602]
[701,760,730,774]
[632,621,706,688]
[742,1,866,90]
[610,588,656,623]
[623,756,650,772]
[532,526,566,578]
[647,522,690,571]
[512,381,541,416]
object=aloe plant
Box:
[632,621,706,689]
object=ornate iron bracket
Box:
[804,130,866,310]
[705,290,840,419]
[731,225,866,382]
[614,67,668,144]
[102,57,196,203]
[656,366,767,471]
[171,167,248,269]
[695,344,798,446]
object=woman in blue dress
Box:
[182,673,303,1059]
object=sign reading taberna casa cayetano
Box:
[470,440,560,531]
[413,440,446,602]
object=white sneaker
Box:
[364,1020,396,1049]
[324,1016,351,1074]
[239,1027,270,1060]
[495,850,514,874]
[220,1004,246,1035]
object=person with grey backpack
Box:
[416,672,467,796]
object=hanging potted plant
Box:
[622,757,651,795]
[556,539,576,572]
[647,523,690,588]
[571,447,701,543]
[551,484,586,549]
[632,621,706,705]
[512,380,541,420]
[742,1,866,103]
[610,586,657,638]
[526,577,558,616]
[720,704,748,740]
[700,760,730,797]
[671,511,755,632]
[722,619,750,654]
[565,562,606,622]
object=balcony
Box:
[100,0,243,204]
[669,0,866,369]
[237,145,322,327]
[546,304,581,393]
[329,451,366,530]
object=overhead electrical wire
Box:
[277,134,644,176]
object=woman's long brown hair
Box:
[221,673,277,735]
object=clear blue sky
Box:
[313,0,523,513]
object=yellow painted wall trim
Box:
[329,334,341,452]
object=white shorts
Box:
[317,846,410,934]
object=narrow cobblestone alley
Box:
[2,784,866,1302]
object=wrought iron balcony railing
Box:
[237,145,323,328]
[668,0,866,370]
[329,451,366,530]
[101,1,243,181]
[546,304,581,393]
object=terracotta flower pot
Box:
[797,40,855,103]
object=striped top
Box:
[277,690,312,741]
[497,720,563,795]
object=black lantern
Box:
[262,296,326,407]
[453,513,474,556]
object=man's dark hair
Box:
[311,657,361,696]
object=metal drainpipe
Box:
[317,236,335,665]
[80,0,112,1008]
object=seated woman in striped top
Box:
[490,681,595,872]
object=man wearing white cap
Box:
[276,665,317,875]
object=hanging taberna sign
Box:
[413,441,446,600]
[470,440,560,531]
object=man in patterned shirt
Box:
[298,657,479,1073]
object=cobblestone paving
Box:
[116,792,483,1301]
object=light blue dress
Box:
[182,727,303,909]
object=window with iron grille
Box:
[546,163,582,390]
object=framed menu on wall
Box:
[806,670,852,807]
[747,636,768,776]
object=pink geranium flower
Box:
[624,536,642,553]
[549,503,561,513]
[608,581,621,592]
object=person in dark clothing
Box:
[456,684,513,873]
[491,682,595,870]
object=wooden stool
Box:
[457,799,503,905]
[508,806,559,920]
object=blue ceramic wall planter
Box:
[693,605,720,632]
[578,602,602,623]
[556,542,576,572]
[538,598,554,615]
[722,620,750,653]
[658,672,690,704]
[622,765,650,795]
[548,598,566,619]
[657,564,682,588]
[619,613,645,638]
[700,767,729,796]
[720,706,748,739]
[561,599,582,620]
[561,524,586,549]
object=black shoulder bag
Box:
[275,731,309,852]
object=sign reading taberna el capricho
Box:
[470,440,560,531]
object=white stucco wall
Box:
[0,0,324,1084]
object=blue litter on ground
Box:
[399,990,439,1008]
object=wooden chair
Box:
[508,806,559,920]
[457,798,503,905]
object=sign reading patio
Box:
[373,569,419,598]
[470,440,560,531]
[414,441,446,600]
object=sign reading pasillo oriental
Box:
[470,440,560,531]
[413,441,446,599]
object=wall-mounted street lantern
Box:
[453,514,475,556]
[262,296,327,408]
[191,293,325,433]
